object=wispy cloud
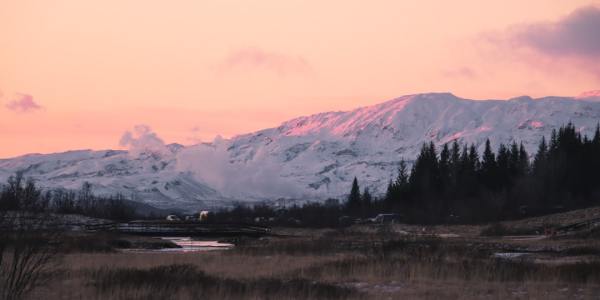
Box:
[219,47,311,76]
[442,67,477,79]
[5,93,42,113]
[511,6,600,58]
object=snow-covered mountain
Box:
[2,92,600,210]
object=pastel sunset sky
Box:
[1,1,599,158]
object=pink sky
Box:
[1,1,599,158]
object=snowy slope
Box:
[0,147,228,209]
[2,92,600,209]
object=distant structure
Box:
[166,214,180,221]
[199,211,210,222]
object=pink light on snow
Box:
[530,121,544,128]
[476,126,492,133]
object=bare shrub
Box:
[0,211,62,300]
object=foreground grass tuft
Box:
[90,264,358,300]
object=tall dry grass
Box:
[26,228,600,299]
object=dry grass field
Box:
[22,214,600,300]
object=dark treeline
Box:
[217,123,600,226]
[372,122,600,223]
[213,199,345,228]
[0,174,137,221]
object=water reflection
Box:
[160,237,234,252]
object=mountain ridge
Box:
[2,92,600,210]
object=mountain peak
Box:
[386,92,460,106]
[509,95,533,102]
[414,92,458,98]
[371,92,460,112]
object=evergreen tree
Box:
[450,140,461,167]
[410,143,440,196]
[386,159,410,209]
[509,141,520,177]
[385,179,394,202]
[468,144,480,172]
[533,136,548,175]
[496,143,510,189]
[457,145,470,188]
[518,143,530,175]
[439,143,451,190]
[593,123,600,145]
[461,144,479,197]
[395,160,409,188]
[550,129,558,153]
[459,144,469,169]
[346,177,361,215]
[480,139,497,190]
[361,187,372,215]
[449,140,461,189]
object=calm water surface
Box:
[160,237,234,252]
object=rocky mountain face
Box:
[2,92,600,210]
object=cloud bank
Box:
[176,136,304,199]
[5,93,42,113]
[117,125,302,199]
[512,6,600,58]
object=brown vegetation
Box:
[21,223,600,300]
